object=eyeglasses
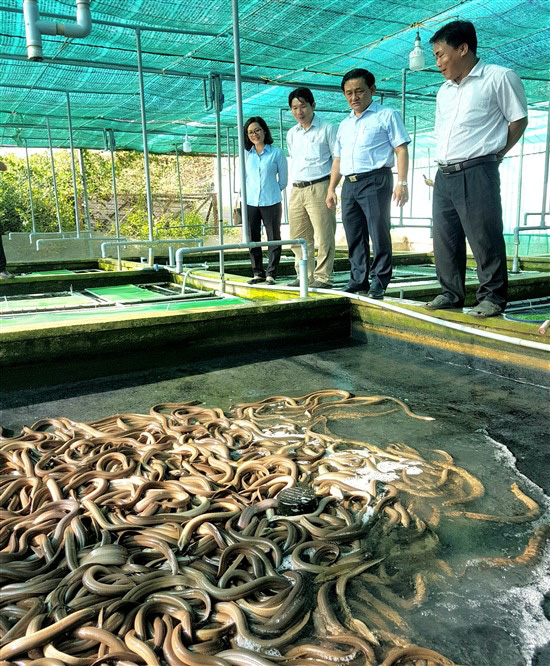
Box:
[247,128,263,136]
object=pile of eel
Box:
[0,389,546,666]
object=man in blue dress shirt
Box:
[326,69,410,298]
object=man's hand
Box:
[326,189,338,210]
[393,184,408,207]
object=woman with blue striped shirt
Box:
[243,116,288,285]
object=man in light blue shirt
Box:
[286,87,337,288]
[327,68,410,298]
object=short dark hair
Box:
[288,87,315,108]
[429,20,477,56]
[243,116,274,151]
[341,68,375,91]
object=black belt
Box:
[292,175,330,188]
[438,155,498,175]
[345,166,391,182]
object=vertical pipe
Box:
[66,92,80,237]
[108,129,121,270]
[279,108,289,225]
[515,134,525,230]
[226,128,233,225]
[135,28,155,253]
[409,115,417,217]
[175,145,185,227]
[399,68,406,227]
[45,117,62,233]
[232,137,237,193]
[540,100,550,224]
[78,148,91,230]
[232,0,249,242]
[427,147,432,203]
[401,69,407,123]
[213,74,225,284]
[24,140,36,234]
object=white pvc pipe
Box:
[318,287,550,353]
[174,240,310,297]
[23,0,91,61]
[101,239,204,261]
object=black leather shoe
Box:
[311,280,332,289]
[367,282,385,299]
[344,283,369,294]
[248,276,266,285]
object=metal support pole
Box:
[401,69,407,123]
[107,129,121,270]
[232,0,249,242]
[540,99,550,223]
[515,134,525,231]
[213,74,225,284]
[399,68,406,227]
[279,107,289,225]
[226,127,233,225]
[23,139,36,234]
[409,115,417,217]
[135,28,155,257]
[175,145,185,226]
[232,137,238,193]
[45,116,62,233]
[78,149,91,230]
[427,147,432,202]
[66,92,80,237]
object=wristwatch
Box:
[397,181,408,186]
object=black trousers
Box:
[433,161,507,308]
[247,203,282,277]
[340,168,393,290]
[0,235,6,272]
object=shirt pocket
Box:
[459,92,491,127]
[301,140,323,163]
[358,125,385,148]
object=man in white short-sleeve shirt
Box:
[286,87,338,288]
[425,20,528,318]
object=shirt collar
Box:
[248,143,272,155]
[348,101,379,119]
[443,59,485,87]
[296,114,319,133]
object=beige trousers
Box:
[288,180,337,283]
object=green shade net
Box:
[0,0,548,154]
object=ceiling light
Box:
[409,31,425,72]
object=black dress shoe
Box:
[344,283,369,294]
[367,282,385,299]
[248,276,266,285]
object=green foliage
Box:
[0,149,214,238]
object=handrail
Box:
[36,236,126,250]
[173,239,309,298]
[511,212,549,273]
[101,238,204,265]
[29,230,93,244]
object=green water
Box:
[0,293,92,311]
[0,296,248,328]
[85,284,166,301]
